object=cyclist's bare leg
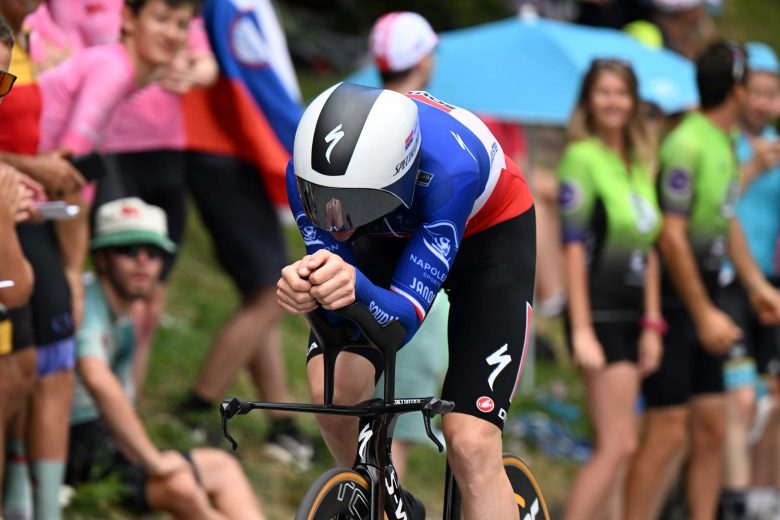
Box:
[192,287,283,403]
[190,448,265,520]
[687,395,726,520]
[443,413,518,520]
[247,326,295,421]
[307,352,376,466]
[625,405,689,520]
[564,363,639,520]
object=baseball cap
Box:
[90,197,176,253]
[746,41,779,75]
[653,0,705,13]
[369,12,438,73]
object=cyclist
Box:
[278,82,535,519]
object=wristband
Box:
[640,316,668,334]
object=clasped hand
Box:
[277,250,356,314]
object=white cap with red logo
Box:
[369,12,438,73]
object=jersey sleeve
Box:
[557,144,597,243]
[658,134,699,216]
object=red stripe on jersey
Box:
[405,92,453,113]
[465,154,533,237]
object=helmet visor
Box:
[296,179,405,232]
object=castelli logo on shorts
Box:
[476,396,495,413]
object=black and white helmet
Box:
[293,82,422,232]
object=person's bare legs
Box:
[390,440,414,482]
[687,394,726,520]
[625,406,689,520]
[247,326,293,421]
[191,449,265,520]
[146,467,226,520]
[192,286,283,403]
[443,413,518,520]
[27,369,74,520]
[530,168,564,311]
[724,387,756,489]
[752,379,780,488]
[564,363,639,520]
[0,348,36,499]
[306,352,376,466]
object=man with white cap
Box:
[369,11,438,95]
[65,197,265,519]
[367,10,449,484]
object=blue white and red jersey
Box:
[288,92,534,343]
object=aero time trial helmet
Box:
[293,82,422,232]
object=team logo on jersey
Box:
[476,396,495,413]
[664,168,692,201]
[558,180,582,213]
[296,213,325,246]
[324,124,345,164]
[629,194,659,234]
[230,11,271,67]
[422,221,458,268]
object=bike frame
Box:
[221,304,454,520]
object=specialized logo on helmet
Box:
[324,123,345,164]
[422,220,458,268]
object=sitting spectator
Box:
[66,197,265,520]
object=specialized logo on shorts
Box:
[664,168,692,201]
[476,396,495,413]
[422,220,458,268]
[230,11,271,67]
[307,342,318,356]
[486,343,512,391]
[558,180,582,213]
[324,124,345,164]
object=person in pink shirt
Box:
[12,2,198,518]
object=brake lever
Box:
[220,397,243,451]
[422,399,446,453]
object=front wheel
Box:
[503,453,550,520]
[295,468,379,520]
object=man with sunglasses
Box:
[65,197,265,519]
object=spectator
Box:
[558,59,662,520]
[367,11,448,481]
[719,41,780,519]
[625,0,717,59]
[626,41,780,520]
[178,0,314,466]
[66,197,264,520]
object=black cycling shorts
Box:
[8,304,34,352]
[186,152,287,297]
[719,279,780,378]
[642,304,725,408]
[15,223,74,347]
[306,209,536,430]
[565,318,640,365]
[93,150,187,280]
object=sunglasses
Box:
[112,244,166,259]
[0,70,16,98]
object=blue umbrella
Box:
[348,16,698,125]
